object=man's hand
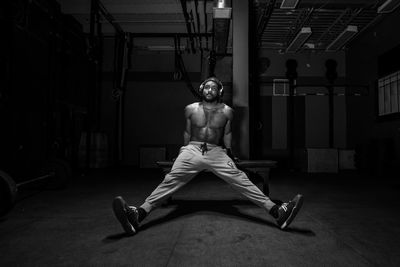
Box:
[226,148,240,163]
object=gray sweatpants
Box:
[140,141,276,213]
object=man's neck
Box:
[201,100,220,109]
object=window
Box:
[378,70,400,116]
[273,79,289,96]
[377,44,400,120]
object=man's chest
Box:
[191,108,227,128]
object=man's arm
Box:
[183,105,192,145]
[223,119,233,149]
[223,106,237,160]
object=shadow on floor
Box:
[104,199,314,241]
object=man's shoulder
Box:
[185,102,200,110]
[222,103,234,112]
[184,102,200,115]
[221,103,233,119]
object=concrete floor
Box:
[1,168,399,266]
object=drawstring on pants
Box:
[200,142,208,155]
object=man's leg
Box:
[112,145,201,235]
[207,147,303,230]
[207,147,276,210]
[140,145,202,213]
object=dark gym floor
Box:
[1,168,399,266]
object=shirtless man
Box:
[112,77,303,235]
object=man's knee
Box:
[162,174,176,184]
[225,168,245,177]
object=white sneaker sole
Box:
[112,197,136,235]
[280,194,303,230]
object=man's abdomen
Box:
[191,127,223,145]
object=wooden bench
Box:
[156,160,277,196]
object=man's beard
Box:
[203,95,219,103]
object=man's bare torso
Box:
[186,102,232,145]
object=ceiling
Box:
[257,0,387,52]
[58,0,396,53]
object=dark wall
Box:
[1,1,90,177]
[347,8,400,175]
[122,81,198,165]
[100,38,203,166]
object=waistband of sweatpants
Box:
[188,141,220,149]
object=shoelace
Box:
[126,206,137,217]
[126,206,139,226]
[200,142,208,155]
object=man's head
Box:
[199,77,223,102]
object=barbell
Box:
[0,158,71,217]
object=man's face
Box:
[202,81,219,102]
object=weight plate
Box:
[0,170,17,217]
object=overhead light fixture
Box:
[326,25,358,52]
[280,0,300,9]
[213,0,232,19]
[377,0,400,13]
[286,27,312,53]
[304,43,315,49]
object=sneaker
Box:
[112,196,139,235]
[276,194,303,230]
